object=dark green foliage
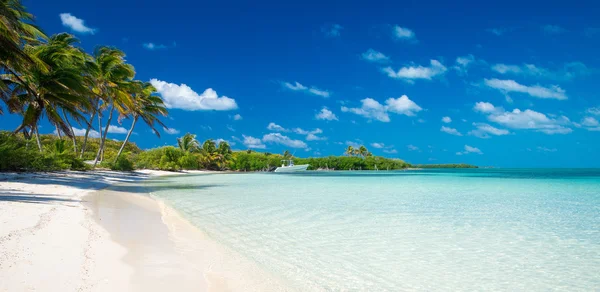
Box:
[0,131,88,171]
[110,156,134,171]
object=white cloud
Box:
[407,144,419,151]
[587,107,600,116]
[107,125,128,134]
[262,133,307,149]
[59,13,96,34]
[537,146,557,152]
[468,123,510,138]
[267,122,287,132]
[371,142,385,149]
[393,25,416,42]
[341,95,422,122]
[361,49,390,63]
[453,55,476,73]
[55,127,100,138]
[484,78,567,100]
[163,127,180,135]
[474,101,497,113]
[294,128,325,141]
[150,79,237,111]
[322,23,343,37]
[473,101,573,135]
[383,149,398,154]
[440,126,462,136]
[345,141,361,148]
[143,43,166,50]
[315,107,338,121]
[581,117,599,127]
[306,133,326,141]
[382,60,447,83]
[442,116,452,123]
[457,145,483,155]
[542,24,567,34]
[491,62,589,81]
[283,81,330,98]
[233,114,243,121]
[242,135,266,149]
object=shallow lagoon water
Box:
[147,169,600,291]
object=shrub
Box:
[111,156,134,171]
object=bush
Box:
[111,156,134,171]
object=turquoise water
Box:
[147,169,600,291]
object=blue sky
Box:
[2,0,600,167]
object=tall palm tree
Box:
[177,133,199,153]
[345,145,354,157]
[90,46,135,166]
[113,81,168,163]
[358,145,368,158]
[2,33,92,151]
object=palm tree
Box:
[202,139,217,154]
[113,81,168,163]
[283,150,291,159]
[0,0,46,95]
[345,145,354,157]
[3,33,92,151]
[358,145,368,158]
[90,46,135,166]
[177,133,199,153]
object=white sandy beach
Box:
[0,170,291,292]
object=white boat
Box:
[274,160,309,172]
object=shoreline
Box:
[0,170,292,292]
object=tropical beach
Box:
[2,0,600,291]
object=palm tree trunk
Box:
[79,110,98,158]
[62,109,77,154]
[34,125,42,152]
[93,104,114,167]
[114,116,137,163]
[56,126,62,139]
[98,109,104,161]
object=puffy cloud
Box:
[341,95,422,122]
[468,123,510,138]
[474,102,497,113]
[242,135,266,149]
[587,107,600,116]
[55,127,100,138]
[407,144,419,151]
[164,128,180,135]
[542,24,567,34]
[393,25,416,41]
[322,23,343,37]
[491,62,589,81]
[382,60,447,83]
[233,114,243,120]
[473,101,573,135]
[315,107,338,121]
[107,125,128,134]
[383,149,398,154]
[59,13,96,34]
[484,78,567,100]
[267,122,287,132]
[294,128,325,141]
[282,81,330,98]
[457,145,483,155]
[262,133,307,148]
[143,43,167,50]
[361,49,390,63]
[150,79,237,111]
[442,116,452,123]
[440,126,462,136]
[371,142,385,149]
[581,117,599,127]
[453,55,476,73]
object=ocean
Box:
[145,169,600,291]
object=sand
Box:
[0,170,292,292]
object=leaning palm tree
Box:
[345,145,354,157]
[358,145,368,158]
[3,33,92,151]
[113,81,168,163]
[90,46,135,166]
[177,133,200,153]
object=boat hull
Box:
[274,164,309,172]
